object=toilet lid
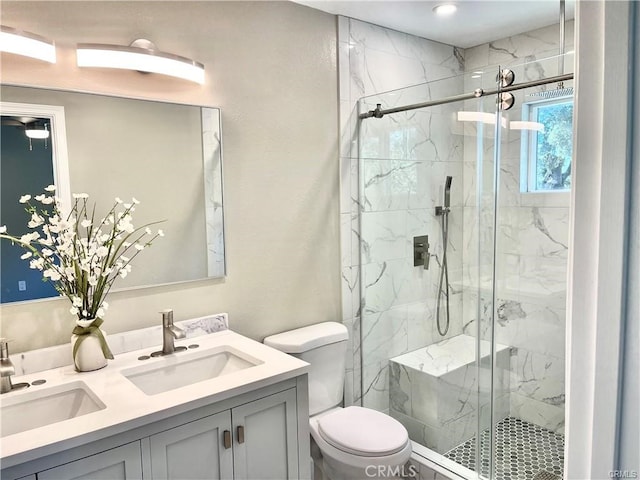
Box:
[317,406,408,457]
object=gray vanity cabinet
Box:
[148,388,298,480]
[1,377,310,480]
[231,388,299,480]
[149,411,233,479]
[37,442,143,480]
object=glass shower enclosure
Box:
[357,54,572,480]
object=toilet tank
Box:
[264,322,348,416]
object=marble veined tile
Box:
[512,349,565,407]
[361,306,409,365]
[391,333,509,377]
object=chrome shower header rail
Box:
[359,72,574,120]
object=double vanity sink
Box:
[0,328,309,477]
[2,342,262,438]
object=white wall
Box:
[0,1,341,352]
[567,0,638,477]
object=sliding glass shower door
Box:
[358,54,572,480]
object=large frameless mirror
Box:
[0,84,225,304]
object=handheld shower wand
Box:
[444,176,452,209]
[435,176,453,336]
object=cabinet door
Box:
[149,410,233,480]
[232,388,299,480]
[37,442,142,480]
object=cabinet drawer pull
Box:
[237,425,245,444]
[223,430,232,449]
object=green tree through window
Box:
[533,100,573,191]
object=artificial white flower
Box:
[20,252,32,260]
[134,244,145,251]
[132,197,140,204]
[145,227,152,235]
[70,306,79,316]
[43,268,61,281]
[19,195,31,203]
[40,196,54,205]
[81,219,92,228]
[44,185,56,192]
[28,212,45,228]
[96,246,109,257]
[39,235,53,246]
[0,226,6,234]
[158,229,165,237]
[72,193,89,199]
[72,296,83,307]
[20,232,38,244]
[115,197,123,204]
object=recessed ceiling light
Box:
[433,4,457,16]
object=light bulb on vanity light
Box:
[0,25,56,63]
[76,39,205,84]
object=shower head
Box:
[527,85,574,99]
[444,176,453,208]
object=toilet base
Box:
[310,437,415,480]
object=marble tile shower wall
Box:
[460,22,574,434]
[337,16,465,410]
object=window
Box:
[522,97,574,192]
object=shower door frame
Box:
[356,63,574,479]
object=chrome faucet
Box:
[1,339,17,394]
[160,309,185,355]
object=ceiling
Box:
[291,0,575,48]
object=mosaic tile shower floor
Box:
[444,417,564,480]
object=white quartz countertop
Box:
[0,330,309,469]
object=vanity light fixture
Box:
[433,3,458,16]
[76,39,205,85]
[0,25,56,63]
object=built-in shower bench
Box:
[389,334,512,453]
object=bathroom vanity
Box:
[0,329,310,480]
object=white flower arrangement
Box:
[0,185,164,362]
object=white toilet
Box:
[264,322,412,480]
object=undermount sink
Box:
[1,381,106,437]
[121,345,263,395]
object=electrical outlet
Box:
[18,280,26,291]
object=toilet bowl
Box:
[264,322,412,480]
[309,406,412,480]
